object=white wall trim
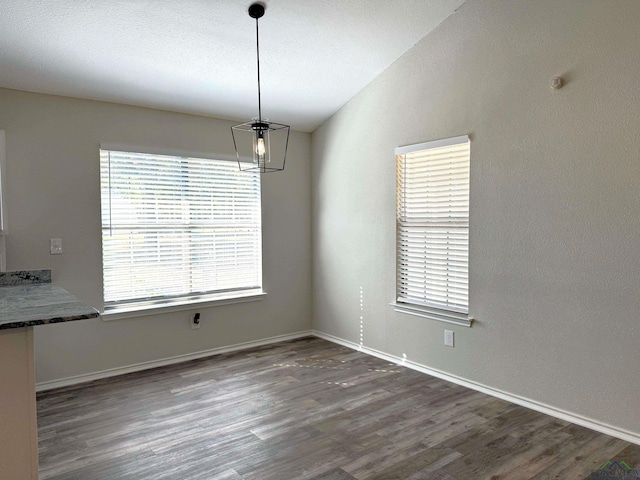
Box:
[99,143,239,164]
[391,302,473,327]
[36,330,313,392]
[102,291,266,321]
[312,330,640,446]
[395,134,469,155]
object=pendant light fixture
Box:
[232,3,290,173]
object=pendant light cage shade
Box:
[232,120,290,173]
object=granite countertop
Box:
[0,270,99,330]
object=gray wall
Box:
[0,88,312,383]
[312,0,640,435]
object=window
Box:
[394,135,471,327]
[100,149,262,313]
[0,130,5,233]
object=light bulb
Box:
[256,136,266,156]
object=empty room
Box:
[0,0,639,479]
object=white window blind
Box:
[100,149,262,309]
[396,135,470,314]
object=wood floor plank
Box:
[37,337,640,479]
[308,468,357,480]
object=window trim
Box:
[99,146,263,315]
[390,302,473,327]
[102,290,266,321]
[395,135,470,156]
[0,130,6,234]
[394,135,472,327]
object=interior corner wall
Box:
[0,88,312,383]
[311,0,640,436]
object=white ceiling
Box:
[0,0,465,132]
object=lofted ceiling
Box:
[0,0,465,132]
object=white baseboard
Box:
[312,330,640,446]
[36,330,313,392]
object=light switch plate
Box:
[50,238,62,255]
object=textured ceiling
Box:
[0,0,465,132]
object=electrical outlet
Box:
[50,238,62,255]
[444,329,454,347]
[191,312,201,330]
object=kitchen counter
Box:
[0,283,99,329]
[0,269,99,479]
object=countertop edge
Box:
[0,310,100,331]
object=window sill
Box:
[391,302,473,327]
[102,291,266,321]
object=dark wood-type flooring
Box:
[37,337,640,479]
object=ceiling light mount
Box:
[248,3,265,19]
[231,2,290,173]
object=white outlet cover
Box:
[444,330,454,347]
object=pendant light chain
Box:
[255,16,262,123]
